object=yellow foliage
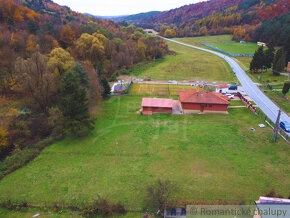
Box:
[48,47,74,76]
[75,33,105,64]
[0,127,9,154]
[26,34,36,53]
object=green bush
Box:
[0,137,59,180]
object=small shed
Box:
[142,98,174,115]
[114,85,126,94]
[257,42,266,47]
[216,85,229,94]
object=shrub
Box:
[265,189,283,198]
[144,179,177,214]
[0,127,10,158]
[81,196,127,217]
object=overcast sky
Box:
[53,0,203,16]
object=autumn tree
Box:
[60,24,75,47]
[26,34,36,54]
[75,33,105,65]
[0,127,9,158]
[15,52,58,115]
[58,72,94,136]
[48,47,74,76]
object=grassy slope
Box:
[0,96,289,211]
[128,40,235,83]
[173,35,259,54]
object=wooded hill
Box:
[120,0,290,45]
[0,0,168,159]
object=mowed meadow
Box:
[126,40,235,83]
[0,96,289,211]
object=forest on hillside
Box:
[121,0,290,46]
[0,0,169,160]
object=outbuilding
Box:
[142,98,174,115]
[216,85,229,94]
[113,85,126,94]
[179,90,230,114]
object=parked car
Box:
[229,85,238,90]
[280,121,290,132]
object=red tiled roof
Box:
[216,85,229,88]
[142,98,174,108]
[179,90,230,105]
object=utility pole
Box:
[259,65,265,81]
[271,109,281,142]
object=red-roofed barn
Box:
[142,98,174,115]
[179,90,230,114]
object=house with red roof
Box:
[142,98,174,115]
[179,90,230,114]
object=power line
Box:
[271,109,281,142]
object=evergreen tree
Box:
[250,46,264,73]
[73,63,89,89]
[264,40,275,69]
[58,72,93,136]
[282,81,290,96]
[273,48,285,75]
[284,37,290,66]
[101,78,111,98]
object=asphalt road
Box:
[159,36,290,137]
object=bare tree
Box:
[144,179,177,214]
[15,52,59,115]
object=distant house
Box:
[179,90,230,114]
[113,85,126,94]
[257,42,267,47]
[142,98,174,115]
[287,62,290,73]
[216,85,229,93]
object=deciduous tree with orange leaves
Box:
[60,24,75,47]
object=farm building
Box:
[142,98,174,115]
[113,85,126,94]
[179,90,230,114]
[216,85,229,93]
[257,42,266,47]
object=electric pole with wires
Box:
[271,109,281,142]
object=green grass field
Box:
[126,40,235,82]
[129,83,205,96]
[0,96,289,213]
[173,35,259,54]
[173,35,257,71]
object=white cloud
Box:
[53,0,203,16]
